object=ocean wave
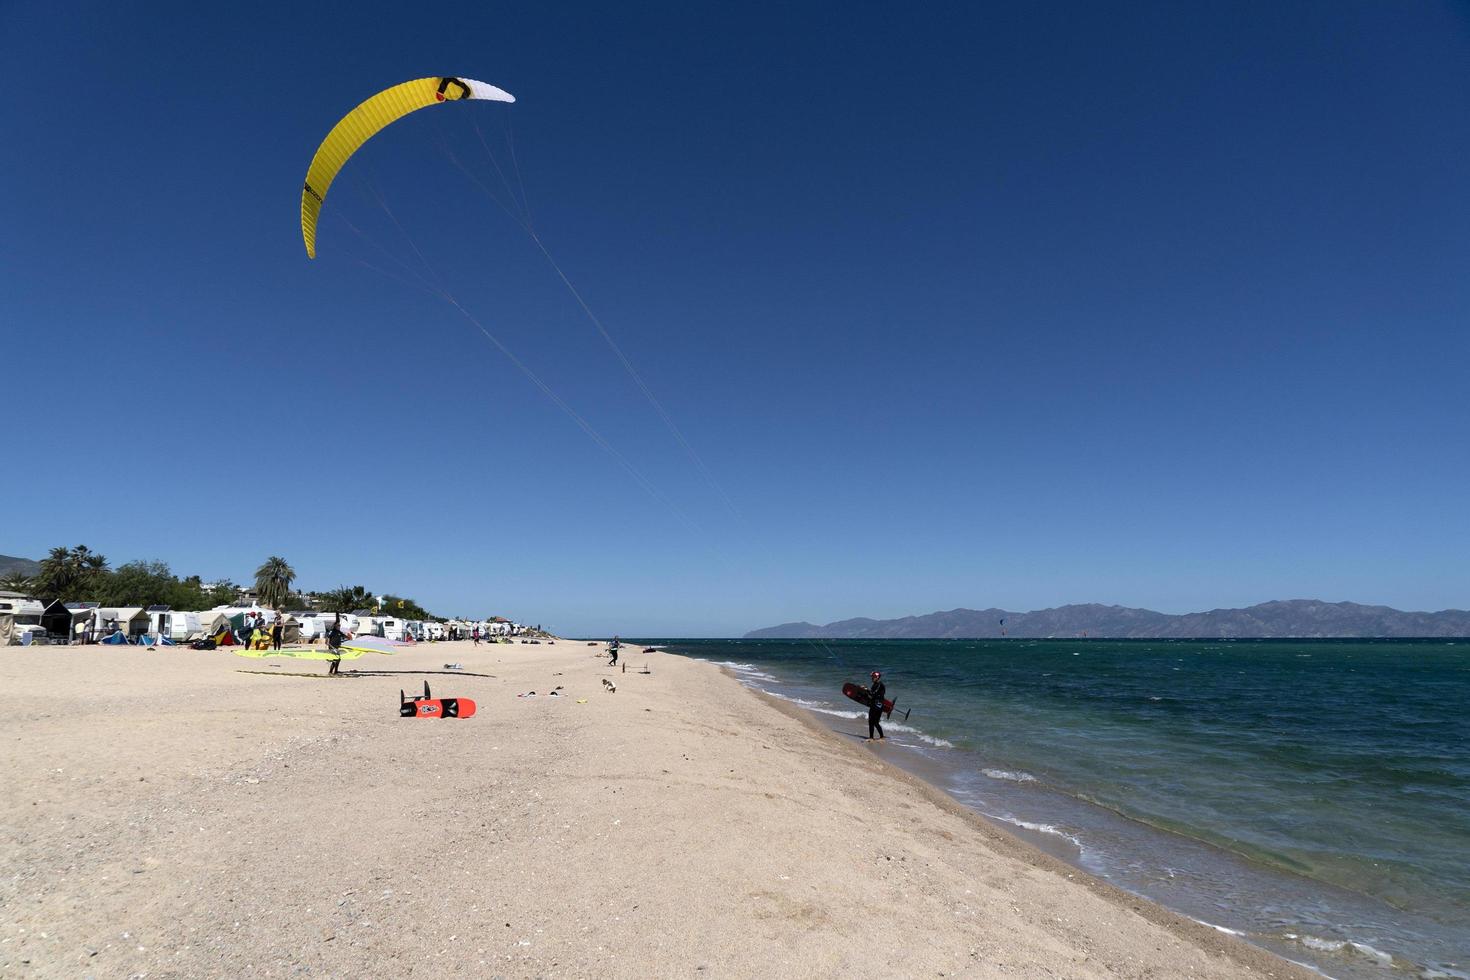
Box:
[710,661,779,682]
[760,691,864,720]
[992,815,1085,851]
[886,722,955,748]
[754,690,954,746]
[981,768,1037,783]
[1282,933,1395,968]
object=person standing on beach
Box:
[326,615,344,676]
[270,615,284,651]
[472,626,481,646]
[865,670,887,740]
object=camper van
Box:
[296,613,352,642]
[294,614,327,642]
[0,595,44,629]
[354,616,386,638]
[379,618,409,641]
[145,609,204,642]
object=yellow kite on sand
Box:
[300,76,515,258]
[231,636,398,661]
[233,646,363,662]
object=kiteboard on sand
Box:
[400,681,476,719]
[842,682,910,721]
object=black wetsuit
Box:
[609,641,619,666]
[327,625,344,675]
[868,679,886,739]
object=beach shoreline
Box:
[1,640,1317,978]
[740,677,1319,978]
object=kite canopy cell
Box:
[300,76,515,258]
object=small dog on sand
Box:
[602,678,617,693]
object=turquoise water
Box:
[654,639,1470,979]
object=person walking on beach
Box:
[472,626,481,646]
[326,614,344,676]
[865,670,887,741]
[608,636,620,667]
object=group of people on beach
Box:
[236,611,284,651]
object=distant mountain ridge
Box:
[746,600,1470,639]
[0,555,41,579]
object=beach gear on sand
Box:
[300,76,514,258]
[401,681,476,718]
[233,645,368,661]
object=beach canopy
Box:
[301,76,514,258]
[339,636,400,656]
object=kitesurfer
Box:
[865,670,887,740]
[237,610,255,648]
[326,615,344,676]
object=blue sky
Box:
[3,1,1467,635]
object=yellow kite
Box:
[301,76,515,258]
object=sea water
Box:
[653,639,1469,979]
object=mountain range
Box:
[0,554,41,580]
[746,600,1470,639]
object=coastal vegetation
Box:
[3,545,440,619]
[253,556,297,609]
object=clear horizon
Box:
[4,1,1467,635]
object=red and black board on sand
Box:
[400,681,476,719]
[842,682,910,721]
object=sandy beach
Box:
[0,639,1316,979]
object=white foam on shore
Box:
[886,722,955,748]
[992,815,1086,852]
[771,695,863,721]
[982,768,1038,783]
[1284,933,1396,968]
[1190,917,1245,937]
[729,682,956,748]
[706,660,780,683]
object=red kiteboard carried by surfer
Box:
[842,680,910,721]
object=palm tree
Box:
[34,545,109,603]
[254,556,296,610]
[0,572,35,595]
[320,585,375,614]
